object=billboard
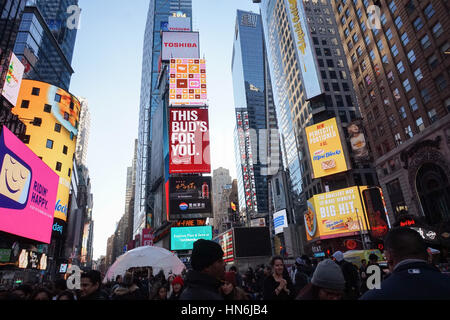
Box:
[171,226,213,250]
[273,209,288,234]
[284,0,323,100]
[168,176,212,220]
[1,53,25,106]
[168,16,191,32]
[305,118,349,179]
[18,249,47,270]
[347,120,370,161]
[169,58,207,106]
[169,108,210,174]
[234,227,272,258]
[162,32,199,61]
[304,186,369,241]
[0,126,59,244]
[215,229,234,263]
[361,187,390,239]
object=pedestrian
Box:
[167,274,175,297]
[332,251,361,299]
[359,259,369,294]
[292,257,311,296]
[79,270,109,300]
[111,275,122,293]
[168,276,184,300]
[220,272,249,300]
[10,284,33,300]
[179,239,225,300]
[31,288,53,300]
[228,266,243,288]
[360,227,450,300]
[111,272,145,300]
[263,256,294,300]
[152,284,168,300]
[296,259,346,301]
[56,290,77,300]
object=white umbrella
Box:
[104,246,186,283]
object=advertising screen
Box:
[305,118,349,179]
[162,32,199,61]
[215,230,234,263]
[234,227,272,258]
[362,187,390,239]
[169,108,210,174]
[169,58,207,106]
[168,16,191,32]
[168,176,212,220]
[347,120,370,162]
[284,0,323,100]
[18,249,48,270]
[304,186,369,241]
[171,226,212,250]
[1,53,25,106]
[273,209,288,234]
[0,126,59,244]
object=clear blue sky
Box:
[69,0,260,260]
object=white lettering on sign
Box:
[171,110,208,159]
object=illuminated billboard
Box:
[347,120,370,162]
[168,16,191,32]
[273,209,288,234]
[215,229,234,263]
[284,0,323,100]
[304,186,369,241]
[13,80,81,222]
[0,126,59,244]
[169,58,207,106]
[1,53,25,106]
[162,32,199,61]
[169,108,210,174]
[170,226,213,251]
[168,176,212,220]
[305,118,349,179]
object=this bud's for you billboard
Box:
[169,108,210,174]
[0,126,58,243]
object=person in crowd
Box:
[263,256,295,300]
[254,266,266,300]
[168,276,184,300]
[368,254,380,268]
[332,251,361,299]
[228,265,243,288]
[296,259,346,301]
[56,290,77,300]
[292,257,312,296]
[220,272,249,300]
[360,227,450,300]
[11,284,33,300]
[110,275,123,293]
[359,259,369,294]
[111,272,145,300]
[167,274,175,298]
[79,270,109,300]
[152,284,168,300]
[179,239,225,300]
[31,288,53,300]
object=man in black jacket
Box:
[361,227,450,300]
[179,239,225,300]
[332,251,360,300]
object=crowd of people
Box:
[1,227,449,300]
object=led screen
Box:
[170,226,212,250]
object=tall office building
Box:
[232,10,279,224]
[330,0,450,227]
[212,167,232,232]
[75,97,90,166]
[134,0,193,237]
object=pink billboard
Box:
[0,126,58,243]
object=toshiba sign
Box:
[162,32,200,61]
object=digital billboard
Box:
[305,118,349,179]
[171,226,212,250]
[169,108,210,174]
[284,0,323,100]
[1,53,25,106]
[215,229,234,263]
[234,227,272,258]
[273,209,288,234]
[168,16,191,32]
[168,176,212,220]
[0,126,59,244]
[162,32,199,61]
[347,120,370,162]
[169,58,207,106]
[304,186,369,241]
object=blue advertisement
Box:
[171,226,213,251]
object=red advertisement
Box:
[169,108,210,173]
[142,228,154,246]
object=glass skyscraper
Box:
[134,0,192,237]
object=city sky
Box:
[69,0,260,260]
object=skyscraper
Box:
[330,0,450,226]
[212,167,232,232]
[134,0,193,237]
[75,97,90,167]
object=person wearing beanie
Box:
[169,276,184,300]
[332,251,361,299]
[296,259,346,300]
[179,239,225,300]
[220,272,249,300]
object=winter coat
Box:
[262,275,295,300]
[179,270,223,300]
[360,260,450,300]
[111,284,145,300]
[80,289,110,300]
[335,259,360,299]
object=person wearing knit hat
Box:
[179,239,225,300]
[220,272,249,301]
[168,276,184,300]
[296,259,346,300]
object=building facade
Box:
[330,0,450,229]
[212,167,232,233]
[75,97,90,167]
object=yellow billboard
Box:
[12,80,81,222]
[305,118,349,179]
[304,186,369,241]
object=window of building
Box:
[360,21,367,32]
[407,50,416,64]
[420,34,431,49]
[421,88,431,103]
[356,8,362,20]
[382,55,389,64]
[365,75,372,86]
[344,28,350,37]
[321,70,327,79]
[405,125,414,139]
[428,108,437,123]
[400,32,409,46]
[341,16,346,25]
[21,100,29,108]
[361,60,367,71]
[324,82,330,91]
[44,104,51,113]
[339,111,348,123]
[391,44,399,57]
[56,162,62,172]
[380,13,387,26]
[316,48,322,56]
[378,124,385,136]
[364,35,371,46]
[399,106,407,119]
[389,1,397,13]
[427,54,439,70]
[63,145,68,155]
[432,22,443,38]
[68,168,71,178]
[394,133,402,146]
[333,83,340,92]
[342,83,349,91]
[409,97,419,112]
[340,70,348,80]
[324,48,331,56]
[346,95,353,106]
[414,68,423,82]
[393,88,401,101]
[435,74,448,92]
[318,59,324,67]
[389,114,398,127]
[55,123,61,133]
[352,53,357,63]
[330,71,337,79]
[377,39,384,51]
[337,59,344,68]
[31,87,40,96]
[349,20,354,30]
[387,71,394,83]
[405,0,415,15]
[413,17,423,31]
[313,37,319,45]
[369,50,376,61]
[403,78,411,92]
[416,117,425,132]
[55,94,61,103]
[353,33,359,44]
[440,42,450,55]
[357,46,363,56]
[394,16,403,29]
[64,112,69,121]
[424,3,435,19]
[46,139,54,149]
[386,28,393,41]
[397,61,405,73]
